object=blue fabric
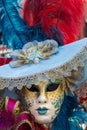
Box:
[52,94,87,130]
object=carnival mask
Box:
[21,80,64,124]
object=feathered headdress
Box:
[22,0,84,44]
[0,0,54,50]
[1,0,83,50]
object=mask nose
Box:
[37,93,48,104]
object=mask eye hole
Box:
[46,83,60,92]
[27,84,39,92]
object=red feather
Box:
[22,0,84,44]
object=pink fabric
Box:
[0,110,15,130]
[0,98,48,130]
[16,112,30,124]
[16,112,32,130]
[0,98,17,130]
[7,98,17,114]
[16,112,48,130]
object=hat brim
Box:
[0,38,87,90]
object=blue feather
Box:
[69,107,87,130]
[0,0,48,50]
[52,94,87,130]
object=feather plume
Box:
[52,95,87,130]
[0,0,30,49]
[22,0,84,44]
[0,0,49,50]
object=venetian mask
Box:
[20,79,65,125]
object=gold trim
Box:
[13,100,20,119]
[15,119,32,130]
[19,111,30,115]
[5,96,9,112]
[9,124,16,130]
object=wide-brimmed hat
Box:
[0,38,87,90]
[0,0,86,92]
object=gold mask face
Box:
[21,80,64,124]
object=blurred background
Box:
[79,0,87,38]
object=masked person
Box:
[0,0,87,130]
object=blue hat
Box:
[0,38,87,90]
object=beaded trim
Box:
[0,45,87,90]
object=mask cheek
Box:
[47,86,64,111]
[22,88,37,110]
